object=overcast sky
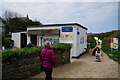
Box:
[0,0,119,33]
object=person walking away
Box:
[92,47,97,56]
[40,41,56,80]
[95,47,102,62]
[25,42,33,48]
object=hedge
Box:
[52,43,71,51]
[2,46,44,62]
[87,36,96,48]
[2,43,71,79]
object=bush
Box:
[2,43,71,62]
[52,43,71,51]
[2,43,71,79]
[2,46,43,62]
[4,34,11,38]
[87,36,96,48]
[106,50,120,64]
[2,35,13,49]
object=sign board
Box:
[114,38,118,49]
[62,27,73,32]
[61,33,73,40]
[110,43,114,48]
[110,38,118,49]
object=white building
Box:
[12,23,88,59]
[12,31,27,48]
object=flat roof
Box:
[28,23,88,30]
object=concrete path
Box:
[29,49,118,78]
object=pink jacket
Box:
[40,46,56,68]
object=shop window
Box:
[43,37,59,45]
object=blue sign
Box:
[62,27,73,32]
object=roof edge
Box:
[28,23,88,30]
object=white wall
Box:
[75,26,87,56]
[59,26,77,58]
[59,26,74,43]
[12,33,21,48]
[63,25,87,58]
[72,26,78,57]
[27,34,31,44]
[27,26,60,30]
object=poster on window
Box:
[80,37,84,44]
[43,37,59,45]
[61,33,73,40]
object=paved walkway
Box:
[29,49,118,78]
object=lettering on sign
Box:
[62,27,73,32]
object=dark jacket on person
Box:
[92,48,97,56]
[25,43,33,48]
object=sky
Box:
[0,0,119,33]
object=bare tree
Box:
[2,10,22,34]
[2,10,21,21]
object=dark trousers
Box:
[44,68,53,80]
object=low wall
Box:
[2,48,70,79]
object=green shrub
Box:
[2,43,71,62]
[2,46,43,62]
[2,43,71,79]
[4,34,11,38]
[108,50,120,64]
[2,35,13,49]
[52,43,71,51]
[87,36,96,48]
[102,37,120,64]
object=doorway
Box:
[21,33,27,48]
[30,35,37,46]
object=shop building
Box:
[12,23,88,59]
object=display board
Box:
[43,37,59,45]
